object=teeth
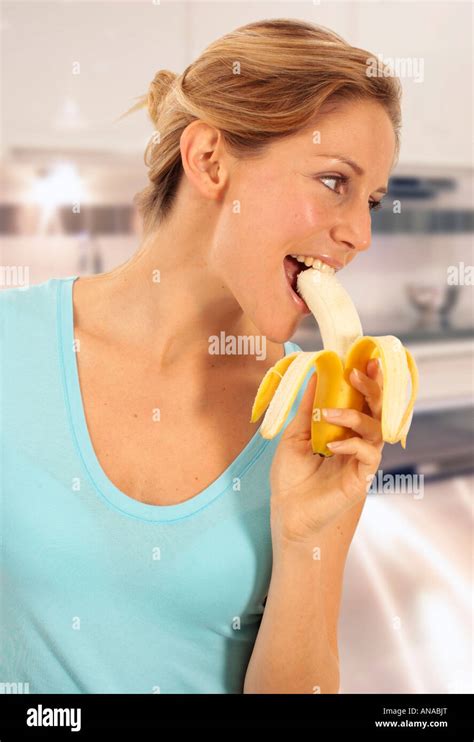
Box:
[290,254,335,274]
[312,259,334,274]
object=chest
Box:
[75,338,265,506]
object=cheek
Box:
[214,178,281,266]
[269,194,326,253]
[214,176,327,279]
[286,198,321,235]
[248,183,322,248]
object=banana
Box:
[250,264,419,456]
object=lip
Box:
[283,258,312,314]
[312,254,345,271]
[288,281,311,314]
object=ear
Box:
[179,120,228,202]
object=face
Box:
[210,98,396,343]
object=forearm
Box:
[243,533,344,694]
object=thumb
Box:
[281,371,317,441]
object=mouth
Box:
[284,254,340,313]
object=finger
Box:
[350,366,382,396]
[282,371,317,441]
[366,358,383,388]
[350,367,383,420]
[326,436,382,480]
[322,407,382,443]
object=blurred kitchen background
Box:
[1,1,472,694]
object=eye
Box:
[318,175,348,194]
[369,199,383,212]
[317,175,384,212]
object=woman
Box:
[1,19,399,694]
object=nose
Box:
[330,201,372,254]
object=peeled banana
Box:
[251,264,419,456]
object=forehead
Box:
[276,99,397,172]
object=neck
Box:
[75,212,277,372]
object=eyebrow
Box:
[312,154,388,194]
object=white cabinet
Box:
[187,1,472,168]
[407,339,474,411]
[345,1,472,166]
[2,1,471,166]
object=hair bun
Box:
[148,69,177,122]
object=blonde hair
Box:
[120,18,402,235]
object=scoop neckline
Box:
[57,274,298,523]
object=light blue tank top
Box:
[0,276,309,694]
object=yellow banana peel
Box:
[250,264,419,457]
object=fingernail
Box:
[352,368,363,380]
[327,440,343,449]
[322,408,342,417]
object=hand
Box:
[270,358,384,544]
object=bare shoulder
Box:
[72,272,116,338]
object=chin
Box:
[253,313,301,345]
